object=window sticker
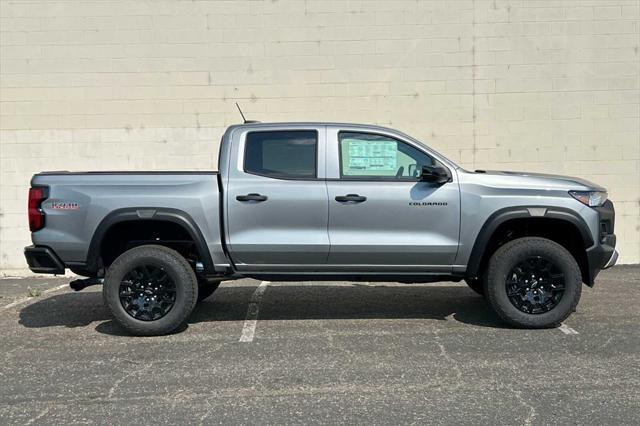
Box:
[346,140,397,172]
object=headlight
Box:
[569,190,607,207]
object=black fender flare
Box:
[86,207,215,274]
[466,206,594,279]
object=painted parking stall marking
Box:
[1,284,68,311]
[239,281,270,343]
[558,323,579,335]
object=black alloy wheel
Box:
[119,265,177,321]
[505,256,565,314]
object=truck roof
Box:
[227,121,401,133]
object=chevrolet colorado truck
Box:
[25,122,617,336]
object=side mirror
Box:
[420,165,450,184]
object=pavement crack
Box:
[600,336,613,349]
[25,406,51,425]
[198,399,214,426]
[511,387,537,426]
[108,363,152,399]
[4,344,26,361]
[433,329,462,387]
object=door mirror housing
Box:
[420,165,450,184]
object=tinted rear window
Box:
[244,131,317,179]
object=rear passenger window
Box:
[244,131,317,179]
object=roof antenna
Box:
[235,102,260,124]
[235,102,248,123]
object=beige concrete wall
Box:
[1,0,638,273]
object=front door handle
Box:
[236,193,268,202]
[335,194,367,203]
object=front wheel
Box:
[484,237,582,329]
[103,245,199,336]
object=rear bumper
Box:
[585,200,617,285]
[24,245,65,274]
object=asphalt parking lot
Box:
[1,266,639,425]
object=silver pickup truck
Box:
[25,122,617,335]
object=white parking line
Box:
[1,284,69,311]
[558,323,579,335]
[239,281,270,343]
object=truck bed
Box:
[30,171,227,275]
[35,171,218,175]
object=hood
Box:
[465,169,606,192]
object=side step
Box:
[69,277,104,291]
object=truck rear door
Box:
[224,126,329,271]
[324,127,460,273]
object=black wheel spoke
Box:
[132,268,144,282]
[157,271,170,285]
[507,290,521,297]
[141,265,152,280]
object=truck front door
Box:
[225,127,329,271]
[325,128,460,273]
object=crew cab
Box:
[25,122,617,335]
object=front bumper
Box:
[585,200,617,285]
[24,245,65,274]
[604,249,618,269]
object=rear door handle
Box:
[335,194,367,203]
[236,193,268,202]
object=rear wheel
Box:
[103,245,198,336]
[484,237,582,329]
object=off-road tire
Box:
[103,245,199,336]
[484,237,582,329]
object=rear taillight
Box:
[28,187,47,232]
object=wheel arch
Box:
[86,207,216,275]
[466,206,595,285]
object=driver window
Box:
[339,131,434,179]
